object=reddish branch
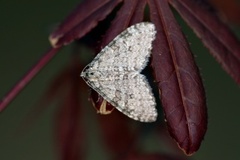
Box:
[0,48,60,112]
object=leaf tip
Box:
[49,33,62,48]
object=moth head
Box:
[81,66,102,80]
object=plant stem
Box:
[0,47,60,112]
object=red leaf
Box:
[101,0,147,47]
[98,110,137,156]
[169,0,240,84]
[54,59,85,160]
[50,0,123,47]
[148,0,207,155]
[209,0,240,25]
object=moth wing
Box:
[88,73,157,122]
[84,22,156,72]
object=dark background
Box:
[0,1,240,160]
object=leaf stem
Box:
[0,47,60,112]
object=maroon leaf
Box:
[98,109,137,156]
[209,0,240,25]
[169,0,240,84]
[50,0,111,39]
[148,0,207,155]
[50,0,123,47]
[54,59,84,160]
[56,95,83,160]
[101,0,147,47]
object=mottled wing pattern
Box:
[89,73,157,122]
[81,22,157,122]
[86,22,156,72]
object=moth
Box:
[81,22,157,122]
